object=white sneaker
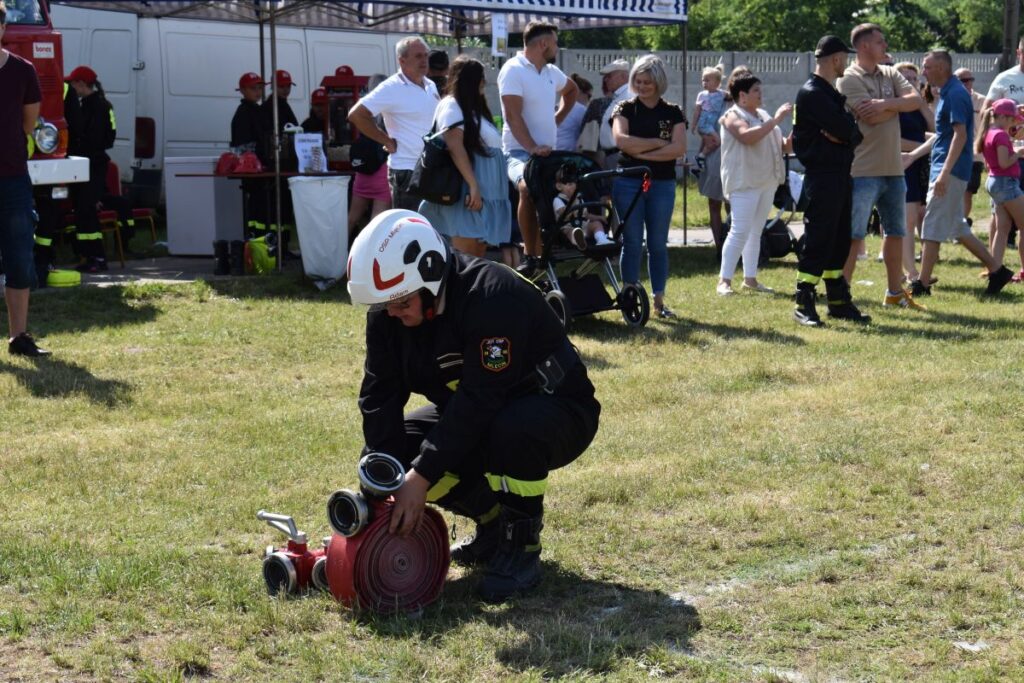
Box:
[716,281,734,296]
[594,232,613,245]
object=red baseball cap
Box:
[65,65,97,85]
[237,72,266,90]
[311,88,328,105]
[275,70,294,88]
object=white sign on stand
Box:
[491,14,507,57]
[294,133,327,173]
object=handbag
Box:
[407,119,464,205]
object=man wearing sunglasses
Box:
[347,209,600,603]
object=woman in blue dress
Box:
[418,56,510,256]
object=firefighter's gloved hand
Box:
[389,469,430,536]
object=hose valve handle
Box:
[257,510,308,544]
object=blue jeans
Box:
[613,176,675,296]
[0,175,38,290]
[850,175,907,239]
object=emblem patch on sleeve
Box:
[480,337,511,372]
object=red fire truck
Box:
[2,0,88,199]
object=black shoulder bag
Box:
[407,119,464,205]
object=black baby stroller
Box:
[721,154,805,266]
[523,151,652,329]
[758,158,807,266]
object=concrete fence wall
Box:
[447,47,1003,155]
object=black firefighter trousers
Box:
[797,170,852,285]
[396,391,600,521]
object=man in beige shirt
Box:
[954,67,986,221]
[837,23,926,310]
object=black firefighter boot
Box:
[824,276,871,323]
[229,240,246,276]
[446,481,502,567]
[478,507,544,603]
[793,282,823,327]
[213,240,230,276]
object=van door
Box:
[51,5,138,182]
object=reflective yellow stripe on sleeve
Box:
[425,472,460,502]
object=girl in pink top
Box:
[975,98,1024,275]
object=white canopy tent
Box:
[56,0,689,267]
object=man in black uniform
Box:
[791,36,866,326]
[348,210,601,602]
[231,72,265,151]
[65,65,114,272]
[259,69,298,254]
[300,88,328,134]
[230,72,266,241]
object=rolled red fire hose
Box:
[325,500,449,613]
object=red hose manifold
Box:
[325,498,450,613]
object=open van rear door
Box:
[52,4,138,182]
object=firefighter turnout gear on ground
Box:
[792,74,866,326]
[352,210,601,601]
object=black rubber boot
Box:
[439,480,501,566]
[451,519,501,566]
[213,240,230,276]
[229,240,245,276]
[478,508,543,603]
[825,277,871,323]
[793,282,823,327]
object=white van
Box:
[51,4,407,191]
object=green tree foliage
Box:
[558,0,1006,53]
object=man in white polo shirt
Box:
[349,36,439,210]
[499,20,578,276]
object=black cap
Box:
[815,35,854,58]
[428,50,450,71]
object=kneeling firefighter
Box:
[348,210,601,602]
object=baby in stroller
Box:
[552,163,614,250]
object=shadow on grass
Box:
[828,301,1023,340]
[34,285,160,334]
[205,266,353,303]
[0,357,132,406]
[572,314,806,346]
[365,564,700,677]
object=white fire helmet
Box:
[347,210,450,308]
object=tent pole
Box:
[681,19,688,246]
[270,1,283,272]
[257,1,265,94]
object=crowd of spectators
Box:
[340,23,1024,324]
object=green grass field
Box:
[2,238,1024,682]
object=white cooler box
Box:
[165,156,242,255]
[288,175,350,281]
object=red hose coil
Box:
[325,500,449,613]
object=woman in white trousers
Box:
[717,69,792,295]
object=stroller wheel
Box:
[618,283,650,328]
[544,289,572,331]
